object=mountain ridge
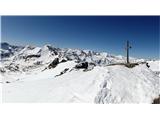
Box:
[1,42,159,103]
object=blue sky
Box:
[1,16,159,59]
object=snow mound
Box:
[95,64,159,103]
[148,60,160,72]
[147,60,160,77]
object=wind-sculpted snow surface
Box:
[147,60,160,77]
[1,42,159,103]
[95,65,159,103]
[2,62,159,103]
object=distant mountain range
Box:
[1,42,159,103]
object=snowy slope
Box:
[95,64,159,103]
[147,60,160,77]
[1,42,159,103]
[3,61,106,102]
[148,60,160,72]
[2,61,160,103]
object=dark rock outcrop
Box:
[55,68,69,77]
[5,64,19,72]
[75,62,88,69]
[146,62,150,68]
[48,58,59,69]
[60,59,67,63]
[152,95,160,104]
[25,54,41,59]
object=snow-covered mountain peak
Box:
[19,45,41,55]
[43,44,53,50]
[1,42,10,50]
[0,42,144,70]
[0,42,24,59]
